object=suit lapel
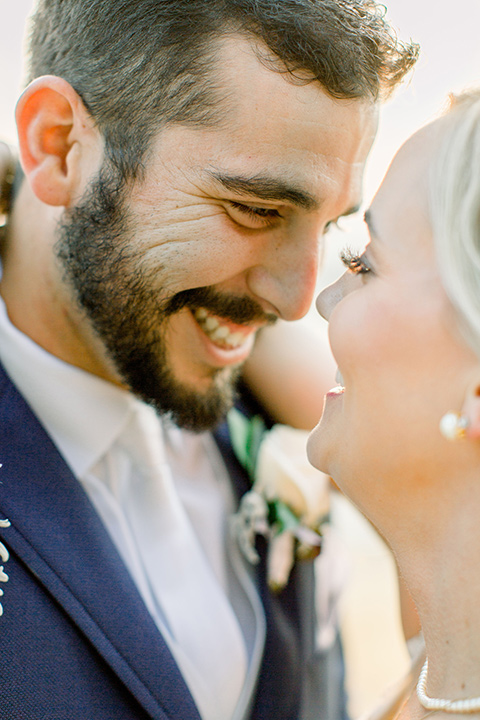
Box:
[0,364,201,720]
[214,412,304,720]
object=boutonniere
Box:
[228,408,330,592]
[0,517,10,617]
[0,464,11,616]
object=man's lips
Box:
[193,307,260,350]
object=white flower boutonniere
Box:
[0,517,11,616]
[228,408,330,592]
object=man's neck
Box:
[2,184,123,385]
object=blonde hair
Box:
[429,89,480,357]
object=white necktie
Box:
[118,404,247,720]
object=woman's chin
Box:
[306,418,333,476]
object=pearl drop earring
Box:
[439,412,469,441]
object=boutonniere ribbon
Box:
[228,408,330,592]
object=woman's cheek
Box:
[327,300,369,371]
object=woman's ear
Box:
[15,75,98,207]
[461,374,480,440]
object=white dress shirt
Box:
[0,296,266,720]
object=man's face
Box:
[56,36,378,430]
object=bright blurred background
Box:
[1,1,479,716]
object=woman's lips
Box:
[326,385,345,397]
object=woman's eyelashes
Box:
[340,248,372,275]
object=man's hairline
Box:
[128,27,380,162]
[24,28,378,201]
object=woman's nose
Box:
[315,272,349,321]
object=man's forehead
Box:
[139,35,377,220]
[211,34,377,137]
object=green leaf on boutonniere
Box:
[227,408,266,483]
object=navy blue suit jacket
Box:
[0,362,345,720]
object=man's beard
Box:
[54,163,275,431]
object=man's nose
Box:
[245,225,321,322]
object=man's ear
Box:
[461,373,480,440]
[15,75,99,207]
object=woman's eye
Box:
[228,201,281,227]
[339,248,371,275]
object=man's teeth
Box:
[194,308,247,349]
[335,369,345,387]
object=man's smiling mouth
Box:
[194,307,255,349]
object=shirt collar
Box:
[0,294,142,478]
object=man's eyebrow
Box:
[206,169,319,211]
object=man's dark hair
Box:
[27,0,418,179]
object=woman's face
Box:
[307,122,479,515]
